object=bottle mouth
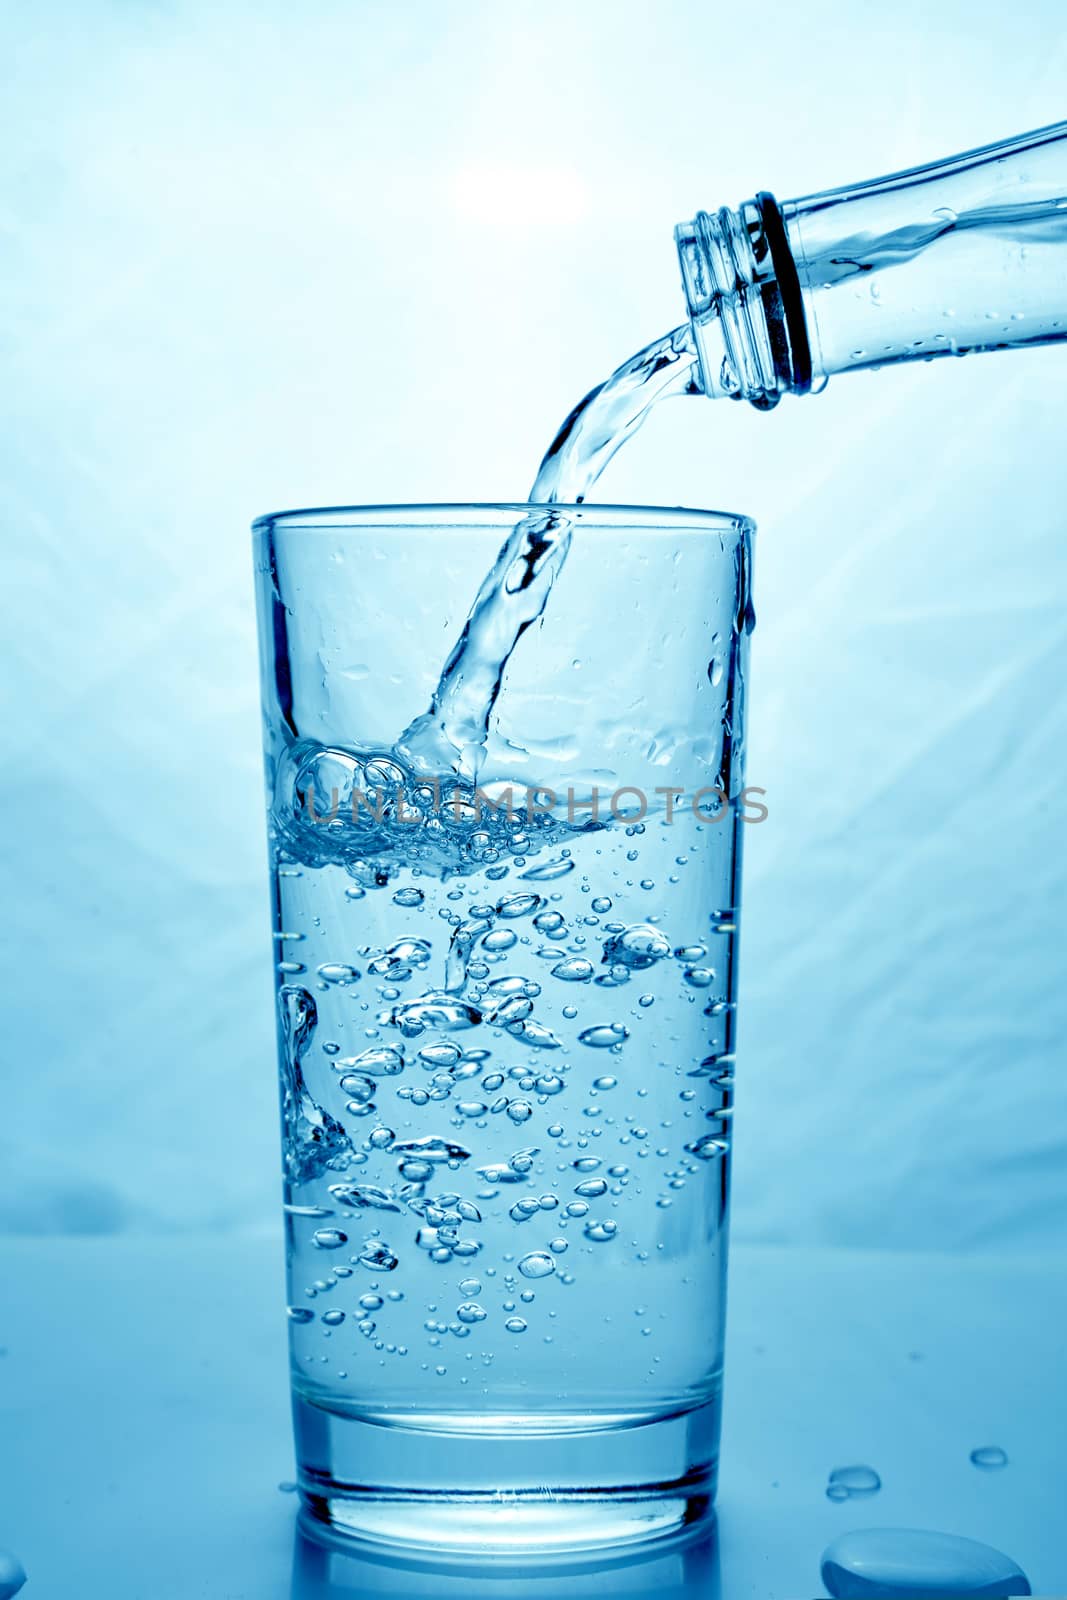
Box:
[675,195,812,407]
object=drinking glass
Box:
[252,503,755,1554]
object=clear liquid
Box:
[821,1528,1031,1598]
[269,330,736,1485]
[396,325,699,780]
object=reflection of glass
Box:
[290,1514,720,1600]
[254,506,754,1551]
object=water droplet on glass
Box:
[821,1529,1030,1599]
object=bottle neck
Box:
[678,120,1067,407]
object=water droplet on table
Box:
[970,1446,1009,1471]
[0,1552,26,1600]
[826,1464,881,1500]
[821,1528,1030,1598]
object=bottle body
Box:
[677,121,1067,407]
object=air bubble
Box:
[578,1023,629,1048]
[584,1219,618,1242]
[312,1229,348,1249]
[317,962,361,986]
[551,957,594,982]
[602,925,670,970]
[518,1251,556,1279]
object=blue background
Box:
[2,4,1066,1593]
[3,0,1065,1250]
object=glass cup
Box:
[252,503,756,1555]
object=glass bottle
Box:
[676,120,1067,407]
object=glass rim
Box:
[252,501,755,536]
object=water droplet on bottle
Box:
[312,1228,349,1250]
[821,1528,1030,1598]
[584,1219,618,1242]
[518,1251,556,1279]
[579,1023,630,1048]
[970,1445,1009,1471]
[826,1464,881,1500]
[393,888,425,908]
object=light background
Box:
[2,0,1066,1253]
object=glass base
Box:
[292,1389,719,1555]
